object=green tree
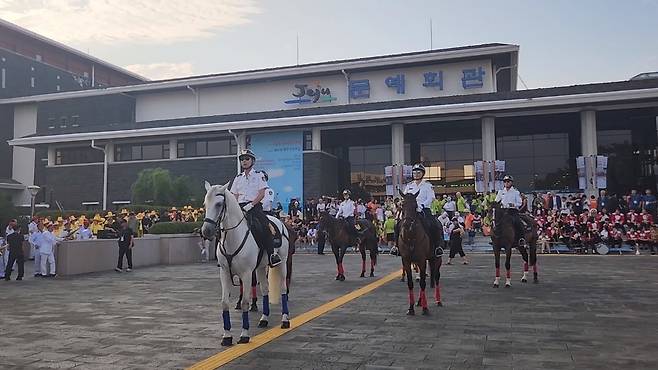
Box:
[131,168,201,206]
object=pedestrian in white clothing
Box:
[28,217,38,259]
[29,223,44,277]
[40,223,62,277]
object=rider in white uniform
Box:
[402,163,443,257]
[336,189,358,237]
[230,149,281,267]
[495,175,525,246]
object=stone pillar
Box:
[169,138,177,160]
[581,110,598,197]
[47,146,55,166]
[481,116,496,162]
[312,127,321,151]
[391,123,405,166]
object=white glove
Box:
[242,202,254,212]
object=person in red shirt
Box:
[641,209,654,225]
[611,209,625,226]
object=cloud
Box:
[124,62,195,80]
[0,0,261,45]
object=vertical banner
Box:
[385,165,413,196]
[249,131,304,215]
[596,155,608,189]
[474,161,484,193]
[494,160,505,191]
[576,156,586,190]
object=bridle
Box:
[203,191,251,286]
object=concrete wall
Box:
[42,156,236,209]
[55,234,204,276]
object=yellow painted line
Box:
[187,269,401,370]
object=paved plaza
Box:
[1,253,657,369]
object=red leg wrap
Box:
[408,289,415,305]
[495,267,500,277]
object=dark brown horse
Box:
[318,212,378,281]
[491,202,539,288]
[398,191,442,315]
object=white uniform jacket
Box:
[403,180,436,212]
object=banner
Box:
[474,160,505,193]
[385,164,412,196]
[249,131,304,215]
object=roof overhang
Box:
[10,86,658,147]
[0,44,519,106]
[0,182,26,190]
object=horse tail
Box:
[268,263,283,304]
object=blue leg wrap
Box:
[242,311,249,330]
[262,294,270,316]
[281,293,289,315]
[222,310,231,331]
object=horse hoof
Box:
[370,272,374,277]
[237,336,250,344]
[422,308,430,315]
[493,283,499,288]
[335,275,340,280]
[521,278,528,283]
[339,274,345,281]
[360,272,365,278]
[281,321,291,329]
[400,278,405,282]
[406,308,415,316]
[505,283,511,288]
[257,320,268,328]
[234,303,242,310]
[436,301,443,307]
[250,303,258,312]
[221,337,233,347]
[533,278,539,284]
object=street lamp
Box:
[27,185,40,218]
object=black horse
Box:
[318,212,379,281]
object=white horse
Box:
[201,181,291,346]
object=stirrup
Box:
[269,253,282,267]
[518,238,526,247]
[434,247,444,257]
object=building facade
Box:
[5,43,658,210]
[0,19,145,205]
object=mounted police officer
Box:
[495,175,525,247]
[336,189,358,237]
[230,149,282,267]
[403,163,443,257]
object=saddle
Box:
[246,214,282,249]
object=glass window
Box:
[207,140,229,156]
[131,145,142,160]
[178,137,236,158]
[303,131,313,151]
[55,147,104,165]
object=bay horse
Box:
[398,191,442,315]
[491,202,539,288]
[318,212,378,281]
[201,182,290,347]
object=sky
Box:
[1,0,657,88]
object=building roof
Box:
[0,18,146,82]
[9,78,658,147]
[0,43,519,105]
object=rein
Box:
[204,191,253,286]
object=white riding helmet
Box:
[412,163,426,174]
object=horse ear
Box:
[204,181,212,192]
[413,191,420,198]
[398,188,404,197]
